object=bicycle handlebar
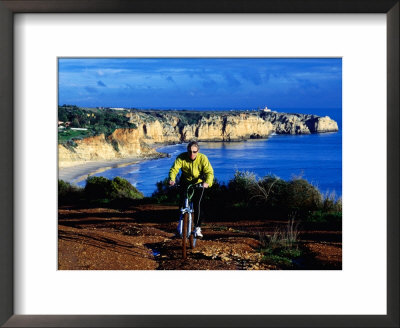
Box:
[170,183,204,188]
[169,183,204,201]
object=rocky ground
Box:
[58,204,342,270]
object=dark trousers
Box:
[179,186,205,227]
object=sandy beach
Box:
[58,157,144,184]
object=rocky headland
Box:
[59,110,338,168]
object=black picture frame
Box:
[0,1,398,327]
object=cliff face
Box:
[264,112,339,134]
[312,116,339,133]
[59,110,338,167]
[190,114,274,141]
[58,129,158,168]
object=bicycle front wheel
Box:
[189,210,195,249]
[182,212,188,259]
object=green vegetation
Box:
[257,219,302,269]
[307,210,342,224]
[60,169,341,227]
[85,176,144,201]
[58,105,137,144]
[58,179,84,205]
[175,111,204,127]
[58,129,90,143]
[58,176,143,206]
[261,249,301,268]
[220,171,341,222]
[152,170,342,226]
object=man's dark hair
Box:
[187,141,200,152]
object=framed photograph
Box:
[57,56,344,272]
[1,0,398,327]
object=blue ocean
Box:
[76,108,342,198]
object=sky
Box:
[58,58,342,110]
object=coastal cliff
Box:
[59,110,338,167]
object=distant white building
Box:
[110,107,126,111]
[261,106,277,113]
[71,128,88,131]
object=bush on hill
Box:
[84,176,144,201]
[59,176,144,207]
[152,170,342,223]
[59,170,341,227]
[58,106,137,144]
[58,179,83,205]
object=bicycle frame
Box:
[177,184,203,258]
[178,196,196,246]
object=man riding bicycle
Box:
[169,141,214,238]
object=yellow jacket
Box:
[169,152,214,186]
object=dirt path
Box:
[58,205,342,270]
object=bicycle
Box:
[176,183,204,259]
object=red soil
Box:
[58,204,342,270]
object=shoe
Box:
[194,227,203,238]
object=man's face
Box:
[188,145,199,161]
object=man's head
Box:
[187,141,199,161]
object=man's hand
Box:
[169,180,175,186]
[203,182,209,188]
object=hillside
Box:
[58,203,342,270]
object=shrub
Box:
[111,176,144,199]
[227,170,258,205]
[284,178,322,218]
[258,218,300,250]
[59,179,74,197]
[251,175,289,216]
[152,177,180,204]
[176,111,203,126]
[152,170,341,222]
[306,210,342,225]
[110,139,119,152]
[231,172,323,219]
[84,176,143,201]
[84,176,110,200]
[322,191,342,212]
[258,219,302,269]
[199,179,229,217]
[58,179,83,204]
[202,178,228,204]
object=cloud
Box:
[295,78,319,90]
[84,86,97,94]
[202,79,217,89]
[59,58,341,108]
[222,72,241,87]
[239,69,263,85]
[166,76,175,83]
